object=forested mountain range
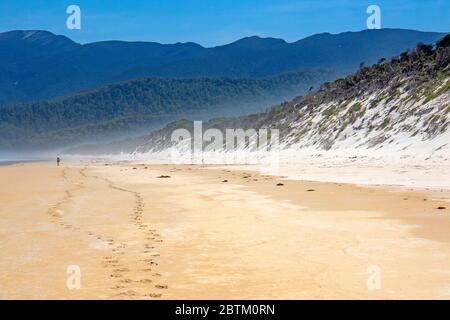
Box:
[0,70,332,148]
[0,28,445,105]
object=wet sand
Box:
[0,162,449,299]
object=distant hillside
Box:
[0,29,445,105]
[0,70,333,148]
[80,34,450,157]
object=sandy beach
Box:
[0,161,450,299]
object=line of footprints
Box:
[48,167,168,298]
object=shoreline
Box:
[1,161,449,299]
[0,159,49,166]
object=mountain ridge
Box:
[4,28,445,47]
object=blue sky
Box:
[0,0,449,46]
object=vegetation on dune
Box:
[261,34,450,134]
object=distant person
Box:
[57,157,61,166]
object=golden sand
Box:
[0,162,449,299]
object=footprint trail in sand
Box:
[47,166,168,299]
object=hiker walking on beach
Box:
[57,157,61,166]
